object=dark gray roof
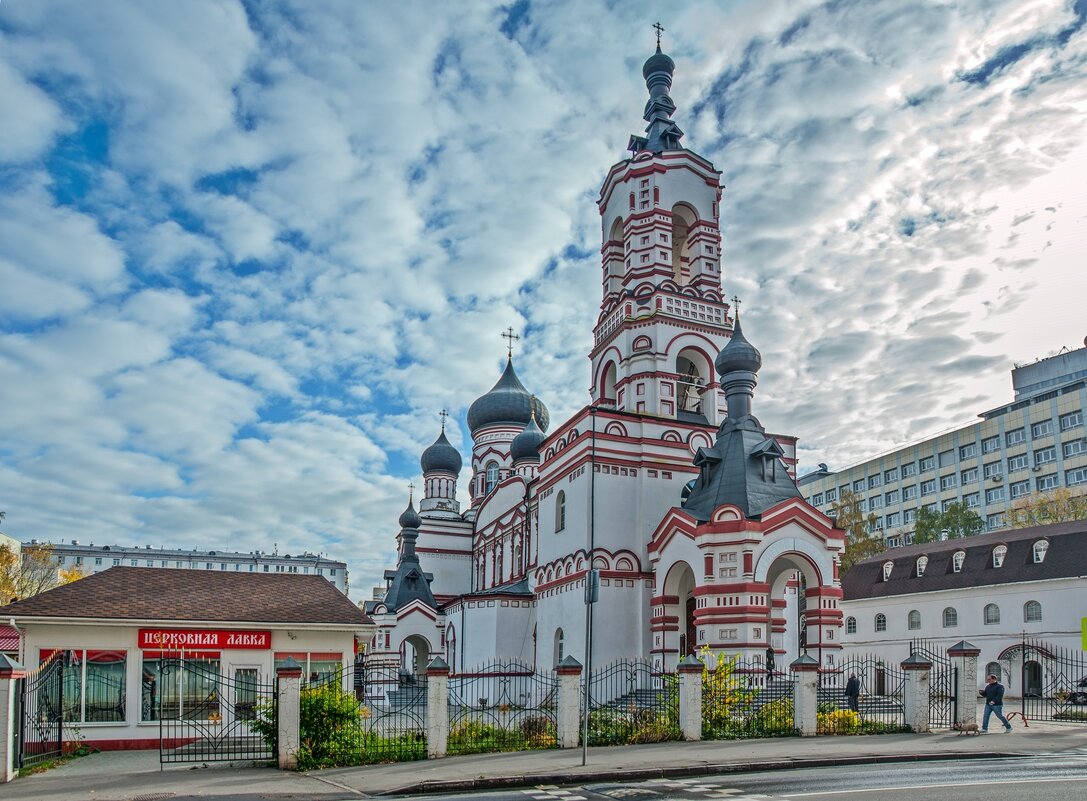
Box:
[841,520,1087,601]
[680,416,802,522]
[467,357,550,434]
[629,46,684,154]
[463,576,532,598]
[382,501,436,613]
[715,316,762,376]
[398,499,422,529]
[510,414,546,463]
[420,429,462,475]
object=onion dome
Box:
[420,429,462,475]
[510,412,546,463]
[715,315,762,377]
[467,357,550,435]
[398,498,421,530]
[642,44,676,79]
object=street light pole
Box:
[581,406,598,767]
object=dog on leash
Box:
[952,722,980,736]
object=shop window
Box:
[274,652,344,686]
[41,649,127,723]
[141,653,220,721]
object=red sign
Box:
[138,628,272,650]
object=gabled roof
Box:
[4,567,371,626]
[841,520,1087,601]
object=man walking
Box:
[845,673,860,712]
[980,674,1012,733]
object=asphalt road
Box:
[395,751,1087,801]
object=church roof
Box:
[420,428,462,475]
[382,499,437,613]
[715,316,762,376]
[467,357,550,434]
[510,412,546,463]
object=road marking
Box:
[791,775,1087,796]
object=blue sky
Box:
[1,0,1085,599]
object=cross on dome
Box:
[652,21,665,50]
[501,326,520,359]
[731,295,742,320]
[438,408,449,432]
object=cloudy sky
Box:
[2,0,1085,599]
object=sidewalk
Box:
[4,722,1086,801]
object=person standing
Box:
[845,673,860,712]
[979,674,1012,733]
[765,646,776,678]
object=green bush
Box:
[447,716,557,755]
[585,702,680,746]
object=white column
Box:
[948,641,980,728]
[790,654,819,736]
[677,655,703,741]
[555,656,582,749]
[0,657,27,783]
[275,658,302,770]
[901,655,932,733]
[426,657,450,758]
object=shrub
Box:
[817,709,860,734]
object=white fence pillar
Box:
[790,654,819,736]
[275,657,302,770]
[677,655,703,741]
[948,640,980,728]
[426,657,450,758]
[0,656,26,783]
[555,656,582,749]
[901,654,932,733]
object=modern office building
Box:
[27,539,350,594]
[801,345,1087,546]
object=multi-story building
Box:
[800,346,1087,545]
[28,539,349,594]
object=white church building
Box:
[366,44,845,676]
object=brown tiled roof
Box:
[842,520,1087,601]
[4,567,372,625]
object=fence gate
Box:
[910,639,957,728]
[16,651,68,769]
[585,658,680,745]
[1020,638,1087,724]
[823,654,907,731]
[702,657,795,740]
[157,658,275,765]
[448,660,558,754]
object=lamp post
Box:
[581,406,598,767]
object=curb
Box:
[382,751,1029,796]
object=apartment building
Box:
[31,539,350,594]
[800,345,1087,546]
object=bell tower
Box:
[590,32,733,425]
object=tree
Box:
[1008,488,1087,528]
[912,502,984,544]
[0,543,83,604]
[830,490,884,576]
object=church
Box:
[366,42,845,677]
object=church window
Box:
[485,461,499,493]
[629,193,635,210]
[555,491,566,532]
[984,603,1000,625]
[907,610,921,630]
[554,628,564,665]
[845,617,856,634]
[1024,600,1042,622]
[943,607,958,627]
[874,613,887,632]
[670,203,697,285]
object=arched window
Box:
[907,610,921,630]
[1023,600,1042,623]
[1032,540,1048,563]
[916,556,928,577]
[600,361,617,403]
[943,607,958,628]
[952,550,966,573]
[992,545,1007,568]
[485,461,499,493]
[984,603,1000,625]
[882,561,893,581]
[985,662,1002,682]
[845,616,857,635]
[555,491,566,532]
[675,348,710,414]
[874,613,887,632]
[670,203,698,285]
[554,628,564,665]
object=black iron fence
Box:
[820,655,908,733]
[909,639,957,728]
[1019,638,1087,724]
[448,660,558,754]
[16,651,67,769]
[585,658,680,745]
[157,658,275,765]
[702,657,796,739]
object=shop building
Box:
[6,567,372,749]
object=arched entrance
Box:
[662,561,696,667]
[1023,660,1042,697]
[759,548,826,668]
[401,634,432,675]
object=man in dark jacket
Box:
[845,674,860,712]
[980,674,1012,732]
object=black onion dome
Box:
[510,414,546,463]
[420,429,462,475]
[467,357,550,434]
[642,45,676,79]
[715,316,763,377]
[398,499,421,530]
